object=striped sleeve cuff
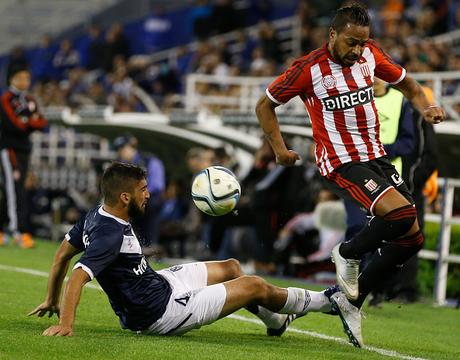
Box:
[73,262,94,280]
[389,68,406,85]
[265,88,284,105]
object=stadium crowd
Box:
[0,0,459,113]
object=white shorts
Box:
[142,262,227,335]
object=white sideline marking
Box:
[0,264,102,290]
[228,315,427,360]
[0,263,427,360]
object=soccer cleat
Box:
[330,292,363,348]
[324,284,341,300]
[331,244,360,300]
[266,314,297,337]
[323,285,340,316]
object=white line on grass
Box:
[0,263,428,360]
[228,314,427,360]
[0,264,102,290]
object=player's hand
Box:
[28,301,60,318]
[423,105,445,124]
[276,150,300,166]
[42,325,73,337]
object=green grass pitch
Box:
[0,240,459,360]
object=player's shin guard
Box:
[351,230,424,308]
[340,205,417,260]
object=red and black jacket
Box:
[0,87,48,153]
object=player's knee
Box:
[383,204,417,238]
[224,258,243,278]
[244,275,270,300]
[395,230,425,251]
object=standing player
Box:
[0,64,48,248]
[255,3,445,342]
[30,162,363,347]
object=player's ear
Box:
[329,27,337,41]
[119,192,131,206]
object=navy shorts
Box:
[323,156,414,215]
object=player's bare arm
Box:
[255,95,300,166]
[28,240,82,318]
[42,267,90,336]
[394,76,445,124]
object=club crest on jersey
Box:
[359,62,371,78]
[364,179,379,193]
[321,74,337,90]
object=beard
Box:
[127,198,145,220]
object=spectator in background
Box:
[107,59,145,112]
[108,63,134,100]
[143,7,172,53]
[158,179,189,258]
[188,0,213,40]
[53,39,80,80]
[29,35,57,83]
[394,86,439,304]
[206,140,274,262]
[274,189,346,275]
[184,147,215,258]
[250,0,273,22]
[257,21,282,65]
[250,140,314,274]
[212,0,238,34]
[230,30,257,72]
[113,134,166,250]
[103,23,130,72]
[5,47,28,86]
[86,81,108,106]
[249,47,269,76]
[0,64,48,248]
[83,24,106,71]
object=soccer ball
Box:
[191,166,241,216]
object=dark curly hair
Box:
[101,162,146,206]
[331,3,370,33]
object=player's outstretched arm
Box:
[255,95,300,166]
[28,240,82,319]
[394,76,445,124]
[42,268,90,336]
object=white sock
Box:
[310,290,332,313]
[280,288,331,315]
[255,306,286,329]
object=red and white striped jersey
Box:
[266,40,406,176]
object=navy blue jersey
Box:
[66,206,172,331]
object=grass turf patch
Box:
[0,240,459,360]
